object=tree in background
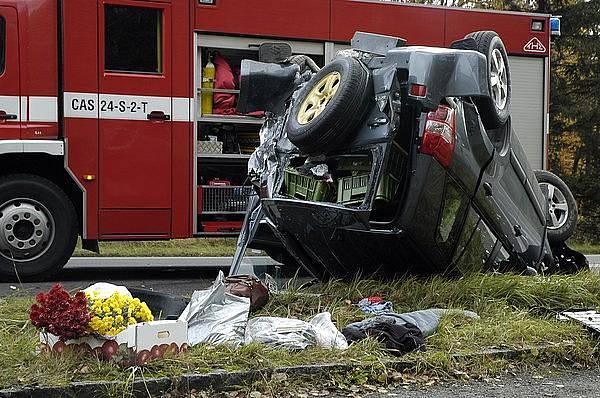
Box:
[548,0,600,243]
[389,0,600,243]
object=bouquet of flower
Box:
[30,284,92,340]
[30,284,154,340]
[86,291,154,336]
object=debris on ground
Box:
[342,309,479,355]
[179,271,250,347]
[245,312,348,350]
[224,274,269,312]
[357,296,393,315]
[558,310,600,335]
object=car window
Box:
[0,17,5,75]
[105,5,162,74]
[436,178,469,252]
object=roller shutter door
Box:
[507,56,545,170]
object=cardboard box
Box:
[39,320,188,365]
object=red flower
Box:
[30,284,92,340]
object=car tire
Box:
[0,174,78,280]
[286,56,371,154]
[534,170,578,243]
[465,31,511,130]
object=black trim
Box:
[57,0,64,138]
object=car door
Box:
[473,120,546,264]
[98,0,173,237]
[0,6,21,139]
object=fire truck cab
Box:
[0,0,553,279]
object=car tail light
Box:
[409,83,427,98]
[420,105,456,168]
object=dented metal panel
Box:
[230,31,583,280]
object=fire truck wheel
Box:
[286,56,371,154]
[465,31,511,130]
[0,174,78,280]
[534,170,578,244]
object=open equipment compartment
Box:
[193,33,325,235]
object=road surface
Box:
[0,256,287,297]
[342,369,600,398]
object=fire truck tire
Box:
[0,174,78,280]
[534,170,578,243]
[286,56,371,154]
[465,31,511,130]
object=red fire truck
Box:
[0,0,555,278]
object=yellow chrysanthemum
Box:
[87,292,153,336]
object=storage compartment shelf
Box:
[194,33,325,235]
[195,231,241,237]
[198,88,240,94]
[198,115,265,125]
[197,153,251,160]
[200,185,255,214]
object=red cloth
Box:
[212,54,237,115]
[212,54,265,117]
[367,296,384,304]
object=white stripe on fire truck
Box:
[29,97,58,122]
[20,97,27,121]
[64,92,192,122]
[1,94,192,122]
[0,95,58,122]
[0,95,21,121]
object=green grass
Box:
[2,273,600,395]
[72,237,600,259]
[570,240,600,255]
[72,238,239,257]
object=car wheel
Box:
[465,31,511,130]
[286,56,371,154]
[534,170,578,243]
[0,174,78,280]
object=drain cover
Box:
[558,310,600,334]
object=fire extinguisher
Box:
[201,53,215,115]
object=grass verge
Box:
[72,238,600,258]
[1,272,600,396]
[72,238,239,257]
[570,240,600,255]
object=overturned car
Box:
[230,31,587,279]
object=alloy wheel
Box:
[540,182,569,230]
[490,48,508,110]
[297,71,341,125]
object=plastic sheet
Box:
[179,271,250,347]
[245,312,348,350]
[83,282,132,299]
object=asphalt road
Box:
[0,256,287,297]
[348,369,600,398]
[0,254,598,298]
[585,254,599,265]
